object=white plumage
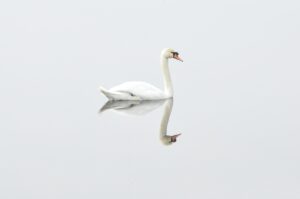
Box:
[99,48,183,101]
[100,81,165,100]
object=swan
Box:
[99,48,183,100]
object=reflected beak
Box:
[170,133,181,142]
[174,55,183,62]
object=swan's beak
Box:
[174,55,183,62]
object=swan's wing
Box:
[110,81,165,100]
[100,86,141,100]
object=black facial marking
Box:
[171,52,179,57]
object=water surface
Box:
[0,0,300,198]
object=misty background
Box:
[0,0,299,198]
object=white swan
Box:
[99,48,183,100]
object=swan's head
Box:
[161,48,183,62]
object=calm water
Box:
[1,0,300,198]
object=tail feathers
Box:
[99,86,129,100]
[99,86,108,94]
[99,86,141,100]
[99,86,114,100]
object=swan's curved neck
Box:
[161,56,173,97]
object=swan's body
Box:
[99,48,183,101]
[99,81,165,100]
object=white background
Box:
[0,0,299,198]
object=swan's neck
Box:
[161,56,173,97]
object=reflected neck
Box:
[160,56,173,98]
[160,99,173,145]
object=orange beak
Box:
[174,54,183,62]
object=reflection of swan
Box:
[99,100,165,116]
[99,48,183,101]
[98,99,181,145]
[160,99,181,145]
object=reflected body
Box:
[100,100,165,115]
[99,48,183,100]
[99,99,180,145]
